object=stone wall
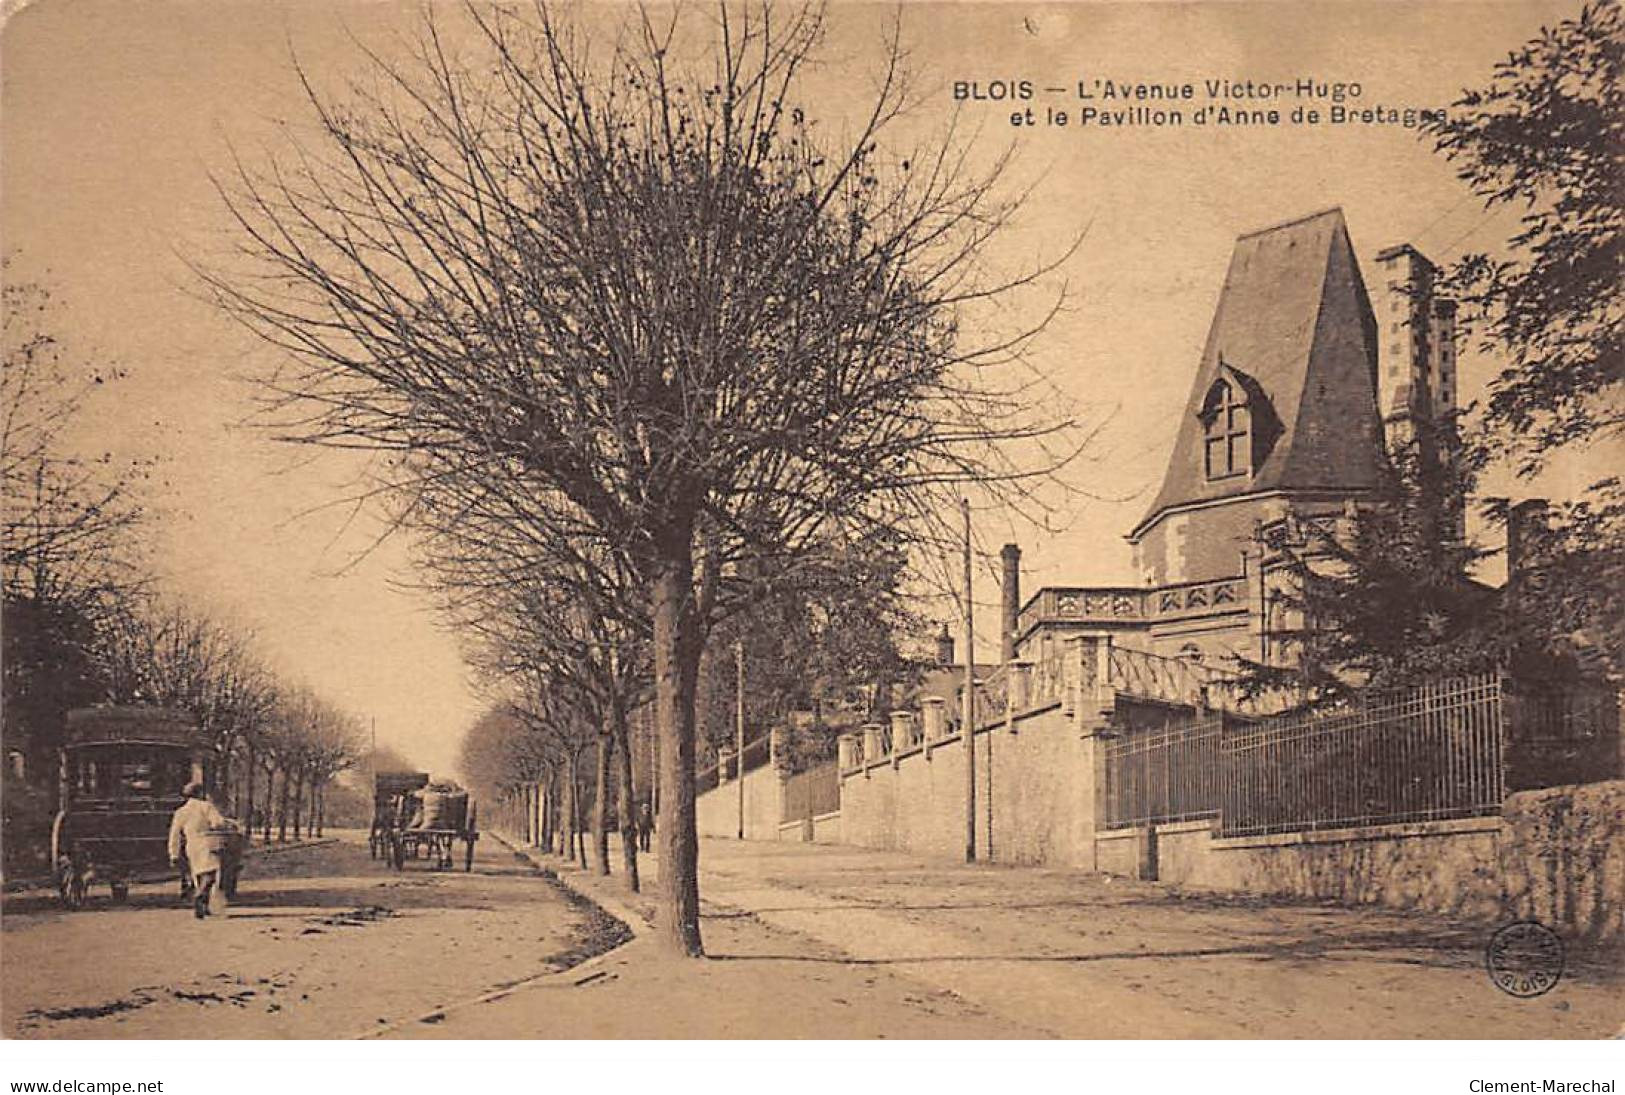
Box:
[838,701,1103,867]
[1497,781,1624,942]
[1132,781,1624,942]
[830,638,1624,942]
[694,761,781,840]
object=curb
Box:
[489,831,651,938]
[354,831,640,1039]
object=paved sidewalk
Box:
[530,834,1622,1039]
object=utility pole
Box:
[735,639,746,840]
[962,497,977,863]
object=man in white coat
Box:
[168,781,227,919]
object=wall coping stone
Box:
[1154,818,1219,836]
[1209,814,1501,851]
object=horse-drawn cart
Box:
[369,771,427,860]
[373,775,477,871]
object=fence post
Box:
[861,723,884,780]
[837,733,856,772]
[890,710,915,768]
[1095,634,1114,709]
[1007,660,1032,733]
[921,697,946,759]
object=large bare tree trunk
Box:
[593,735,611,875]
[613,699,640,893]
[243,749,256,834]
[567,748,585,868]
[653,550,704,956]
[277,768,290,843]
[262,764,275,843]
[291,773,304,840]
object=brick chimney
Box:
[1506,498,1549,591]
[935,622,955,667]
[1000,543,1021,663]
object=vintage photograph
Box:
[1,0,1620,1058]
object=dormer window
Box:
[1201,378,1251,480]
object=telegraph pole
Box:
[962,497,977,863]
[735,639,746,840]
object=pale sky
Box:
[2,0,1591,775]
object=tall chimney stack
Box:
[935,622,956,667]
[1506,498,1549,593]
[1000,544,1022,663]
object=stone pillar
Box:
[1093,634,1114,710]
[921,696,947,754]
[1000,543,1022,663]
[1008,660,1032,727]
[861,723,885,776]
[837,733,857,771]
[890,710,916,763]
[1507,498,1549,597]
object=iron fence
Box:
[1101,674,1513,836]
[1219,675,1505,836]
[1102,716,1225,828]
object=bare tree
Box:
[205,4,1084,954]
[2,278,152,787]
[93,597,280,808]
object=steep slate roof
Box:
[1129,208,1385,541]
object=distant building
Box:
[1010,208,1457,673]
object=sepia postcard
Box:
[1,0,1619,1085]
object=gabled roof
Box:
[1130,208,1385,541]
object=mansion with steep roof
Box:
[1004,208,1458,675]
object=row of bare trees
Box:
[205,3,1083,955]
[2,274,365,869]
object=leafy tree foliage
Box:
[1233,428,1498,703]
[1423,0,1621,473]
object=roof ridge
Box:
[1235,205,1344,241]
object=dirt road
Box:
[7,831,1618,1040]
[1,831,619,1038]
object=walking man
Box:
[168,781,228,919]
[637,800,653,852]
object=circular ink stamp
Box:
[1485,920,1564,998]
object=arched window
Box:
[1201,378,1251,480]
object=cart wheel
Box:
[110,881,130,904]
[390,835,405,871]
[464,836,475,872]
[57,860,86,911]
[222,866,240,900]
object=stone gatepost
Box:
[1007,660,1033,732]
[892,709,918,747]
[921,696,946,758]
[1069,635,1117,871]
[861,723,885,779]
[837,733,857,772]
